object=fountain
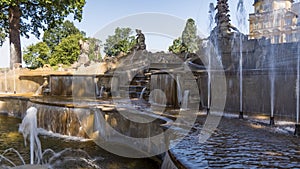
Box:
[34,77,49,96]
[99,85,105,98]
[296,43,300,135]
[2,1,300,168]
[236,0,247,119]
[139,87,147,99]
[206,2,215,114]
[18,107,42,165]
[181,90,190,110]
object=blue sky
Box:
[0,0,254,68]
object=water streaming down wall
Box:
[32,102,88,138]
[150,74,178,108]
[140,87,147,99]
[161,153,178,169]
[181,90,190,110]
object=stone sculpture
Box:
[135,29,146,50]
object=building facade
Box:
[249,0,300,43]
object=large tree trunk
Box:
[9,4,22,69]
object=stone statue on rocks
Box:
[135,29,146,50]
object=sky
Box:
[0,0,254,68]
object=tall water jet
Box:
[236,0,247,119]
[270,49,275,126]
[208,3,215,31]
[269,11,281,126]
[207,2,215,114]
[18,107,42,165]
[295,43,300,135]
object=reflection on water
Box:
[0,115,159,169]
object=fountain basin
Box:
[12,165,47,169]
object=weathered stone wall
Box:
[0,96,29,118]
[196,70,298,121]
[0,71,44,94]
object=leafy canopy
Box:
[43,20,85,51]
[49,33,84,66]
[168,37,187,54]
[23,42,50,68]
[169,18,202,54]
[0,0,86,46]
[104,27,136,57]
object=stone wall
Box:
[196,69,298,121]
[0,70,44,94]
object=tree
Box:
[168,18,201,54]
[104,27,136,57]
[49,34,83,66]
[0,0,86,69]
[182,18,199,53]
[168,37,187,54]
[43,20,85,51]
[23,42,50,68]
[87,38,102,61]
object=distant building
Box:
[249,0,300,43]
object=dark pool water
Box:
[171,115,300,168]
[0,115,159,169]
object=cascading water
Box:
[176,75,182,105]
[18,107,42,165]
[95,78,100,97]
[140,87,147,99]
[34,86,44,96]
[99,85,105,98]
[161,153,177,169]
[236,0,247,118]
[181,90,190,110]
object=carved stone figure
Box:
[135,29,146,50]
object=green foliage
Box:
[23,20,88,68]
[0,0,86,43]
[0,0,85,68]
[168,37,187,54]
[168,18,202,54]
[104,27,136,57]
[87,38,102,61]
[49,34,83,66]
[43,20,85,51]
[182,18,199,53]
[23,42,50,68]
